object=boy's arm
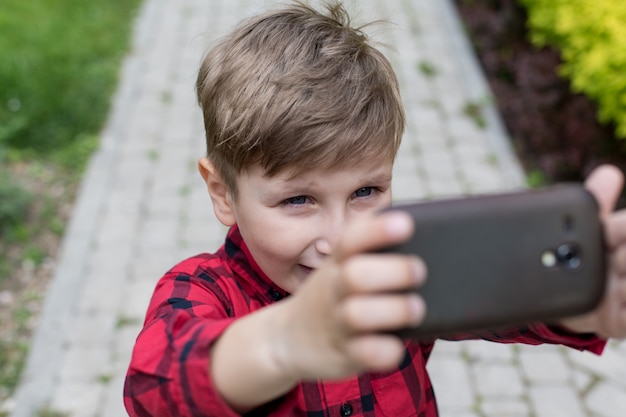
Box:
[210,211,427,412]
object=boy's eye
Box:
[285,195,309,205]
[354,187,373,197]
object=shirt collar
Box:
[220,225,290,302]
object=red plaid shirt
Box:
[124,226,605,417]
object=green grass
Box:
[418,60,438,77]
[0,0,141,167]
[462,100,488,129]
[0,339,28,399]
[0,174,32,240]
[526,169,548,188]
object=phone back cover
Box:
[385,185,605,338]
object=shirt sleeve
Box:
[124,266,245,417]
[446,323,606,354]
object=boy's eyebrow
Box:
[275,170,393,194]
[360,171,393,185]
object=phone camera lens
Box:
[556,243,582,269]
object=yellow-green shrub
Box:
[519,0,626,137]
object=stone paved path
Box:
[9,1,626,416]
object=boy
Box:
[124,2,626,416]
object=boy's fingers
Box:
[612,243,626,274]
[346,334,406,372]
[584,164,624,220]
[604,209,626,250]
[334,211,414,261]
[340,294,426,333]
[342,255,426,294]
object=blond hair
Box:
[196,1,405,194]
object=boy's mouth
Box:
[298,265,314,276]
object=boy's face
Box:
[217,158,394,294]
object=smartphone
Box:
[382,184,606,339]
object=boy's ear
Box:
[198,157,236,226]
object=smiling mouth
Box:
[299,265,314,275]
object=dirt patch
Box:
[0,161,77,407]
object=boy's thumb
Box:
[584,164,624,220]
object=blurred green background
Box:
[0,0,141,406]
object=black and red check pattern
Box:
[124,226,605,417]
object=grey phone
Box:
[382,184,606,339]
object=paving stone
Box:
[101,375,128,417]
[112,326,144,379]
[135,213,181,252]
[184,185,218,219]
[77,250,131,315]
[609,338,626,354]
[150,149,192,189]
[439,412,480,417]
[66,312,118,347]
[426,356,475,409]
[180,218,227,252]
[129,247,181,284]
[432,339,465,355]
[57,345,112,383]
[50,381,103,417]
[424,176,466,197]
[412,107,447,144]
[464,339,515,362]
[572,368,595,393]
[439,409,480,417]
[420,150,463,195]
[447,117,489,144]
[481,398,530,416]
[568,347,626,389]
[394,148,420,171]
[392,175,427,201]
[585,380,626,417]
[436,83,470,120]
[113,324,144,372]
[472,362,525,397]
[459,161,508,194]
[528,385,587,417]
[119,280,158,321]
[518,348,572,383]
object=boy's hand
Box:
[209,211,425,412]
[561,165,626,339]
[275,211,427,381]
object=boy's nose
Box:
[314,208,349,255]
[314,239,333,255]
